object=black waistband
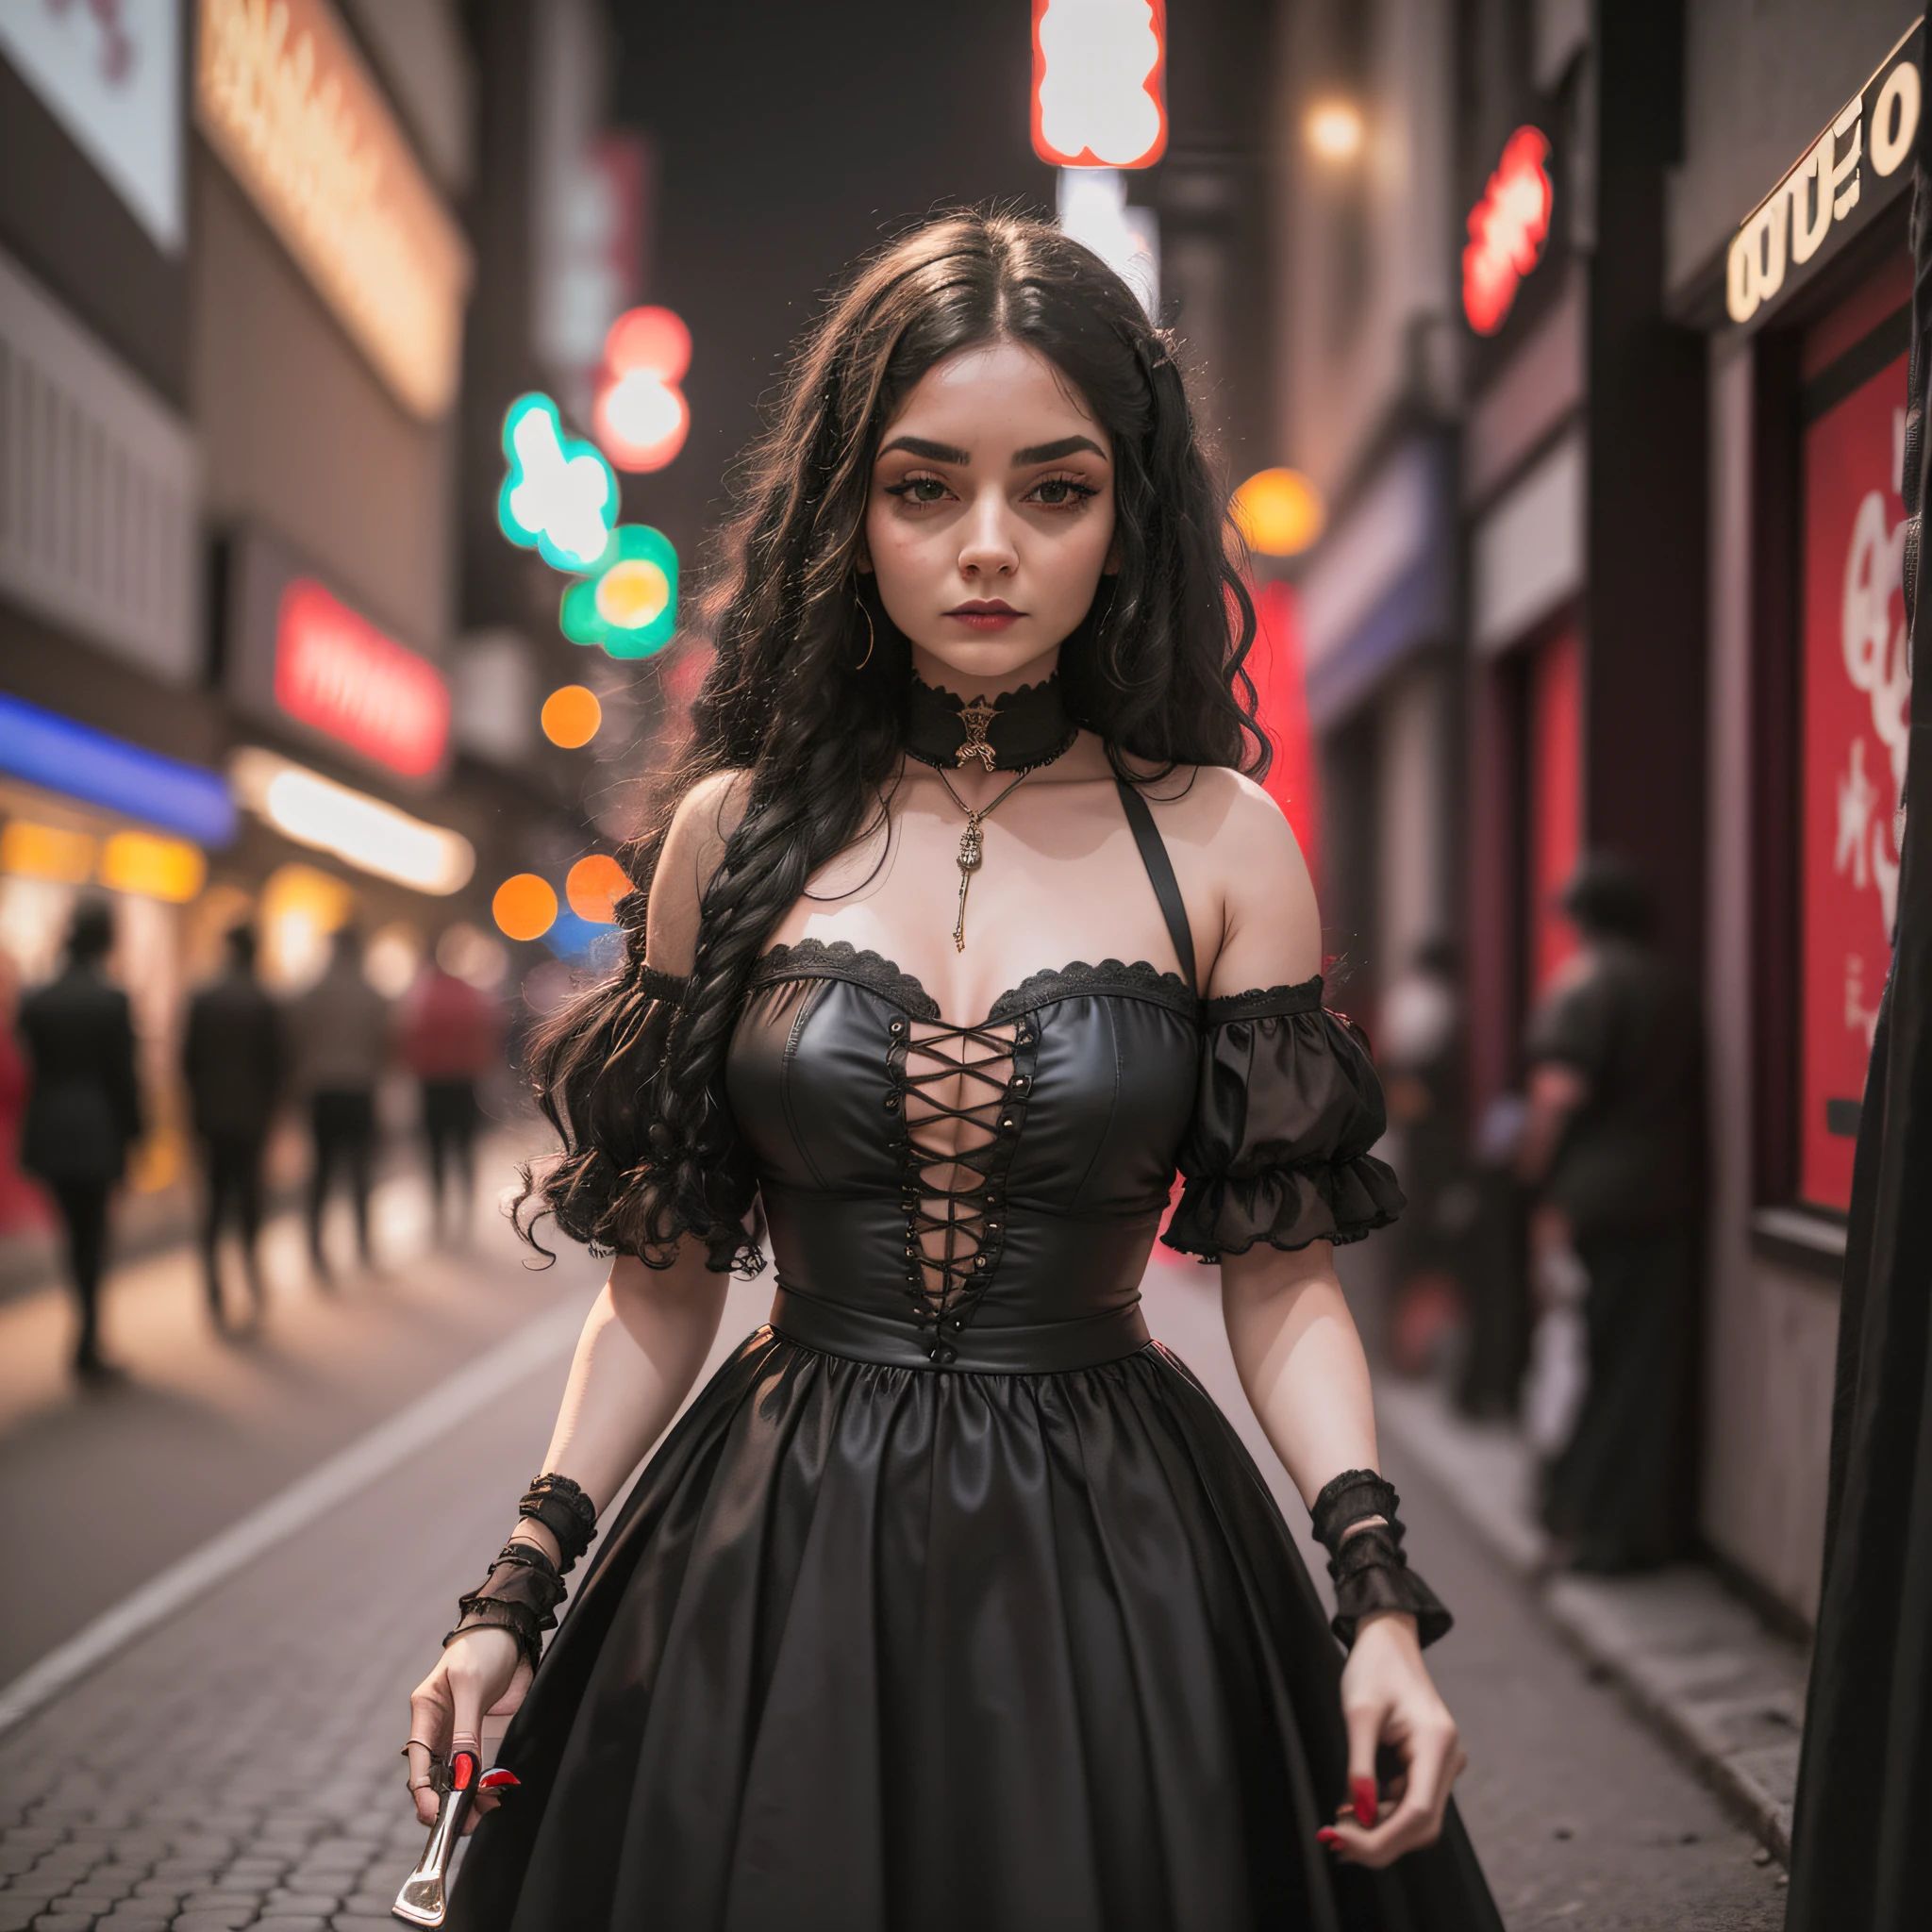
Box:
[769,1282,1151,1374]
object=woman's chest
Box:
[724,959,1200,1212]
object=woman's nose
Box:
[957,494,1018,577]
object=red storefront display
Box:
[1799,312,1909,1209]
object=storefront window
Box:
[1799,301,1909,1210]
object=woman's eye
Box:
[1029,476,1100,509]
[884,475,951,505]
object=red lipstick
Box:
[945,599,1022,633]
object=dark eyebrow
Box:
[878,435,971,464]
[1012,435,1107,466]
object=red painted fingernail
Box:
[479,1769,521,1790]
[1352,1777,1377,1827]
[1316,1826,1342,1848]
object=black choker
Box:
[905,674,1078,774]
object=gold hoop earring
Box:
[854,600,876,671]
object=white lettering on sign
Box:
[1727,23,1921,325]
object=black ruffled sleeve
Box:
[1162,977,1405,1262]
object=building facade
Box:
[0,0,625,1241]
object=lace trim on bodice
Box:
[748,939,1200,1024]
[748,940,940,1019]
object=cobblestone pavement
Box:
[0,1253,1790,1928]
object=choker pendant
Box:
[956,698,999,773]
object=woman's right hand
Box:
[405,1629,531,1829]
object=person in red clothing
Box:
[398,949,504,1241]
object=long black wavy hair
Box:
[519,209,1266,1274]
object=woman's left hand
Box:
[1321,1610,1466,1868]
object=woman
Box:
[409,213,1500,1928]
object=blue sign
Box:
[0,695,237,846]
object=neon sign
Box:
[559,525,679,659]
[498,393,618,571]
[274,578,451,779]
[1031,0,1167,170]
[195,0,472,418]
[1462,127,1553,336]
[593,308,691,474]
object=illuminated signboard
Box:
[1727,22,1923,325]
[1798,321,1907,1208]
[1463,127,1553,335]
[1031,0,1168,170]
[498,393,619,571]
[0,693,236,845]
[560,525,679,658]
[274,579,452,779]
[195,0,474,418]
[225,525,451,787]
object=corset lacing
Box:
[883,1010,1040,1363]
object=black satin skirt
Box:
[448,1328,1501,1931]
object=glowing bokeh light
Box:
[100,831,207,903]
[560,525,680,658]
[497,392,618,570]
[492,873,558,942]
[1232,468,1326,558]
[1032,0,1167,169]
[1463,127,1554,335]
[541,684,604,748]
[593,369,690,472]
[1305,100,1365,161]
[565,854,633,924]
[606,306,691,382]
[231,747,475,895]
[0,821,96,885]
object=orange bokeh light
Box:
[541,683,603,747]
[565,854,633,924]
[492,873,558,941]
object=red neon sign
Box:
[273,579,450,779]
[1030,0,1168,170]
[1463,127,1554,335]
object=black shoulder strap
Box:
[1116,779,1197,993]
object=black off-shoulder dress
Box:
[450,800,1501,1931]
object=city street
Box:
[0,1210,1787,1931]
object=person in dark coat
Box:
[16,899,142,1380]
[1518,856,1704,1571]
[182,923,283,1331]
[285,925,391,1277]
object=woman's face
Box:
[863,338,1117,694]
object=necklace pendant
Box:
[954,822,983,951]
[957,698,999,773]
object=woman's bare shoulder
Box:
[1135,764,1322,993]
[646,770,754,974]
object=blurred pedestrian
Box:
[286,925,391,1279]
[1519,856,1704,1571]
[397,948,504,1241]
[182,923,282,1331]
[15,899,142,1380]
[1380,938,1467,1376]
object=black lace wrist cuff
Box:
[518,1473,599,1573]
[1327,1524,1453,1650]
[1311,1469,1401,1554]
[445,1541,568,1673]
[445,1599,542,1673]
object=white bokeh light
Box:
[1037,0,1163,166]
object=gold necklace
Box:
[931,763,1035,953]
